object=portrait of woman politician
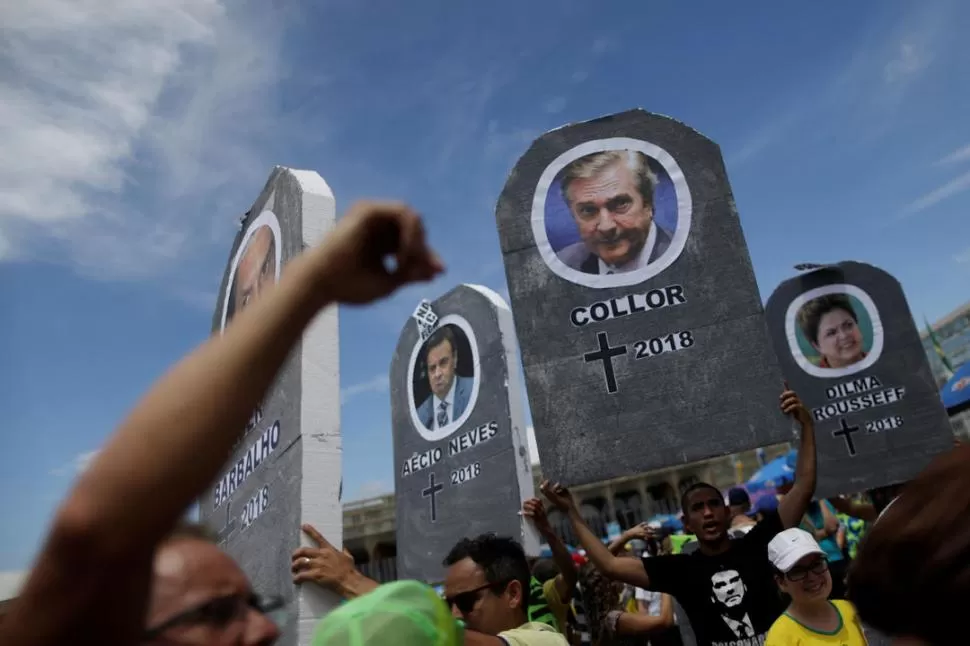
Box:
[411,324,476,432]
[795,293,870,370]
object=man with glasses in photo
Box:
[443,534,568,646]
[142,523,284,645]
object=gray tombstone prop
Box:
[390,284,539,583]
[765,261,952,497]
[495,109,787,485]
[199,167,341,646]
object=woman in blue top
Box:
[800,500,847,599]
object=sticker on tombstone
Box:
[765,261,953,497]
[391,285,538,583]
[495,109,786,485]
[200,166,342,645]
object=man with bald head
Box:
[144,524,281,645]
[230,225,278,321]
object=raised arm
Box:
[540,481,650,589]
[778,387,817,529]
[523,498,577,603]
[293,524,379,599]
[608,523,653,556]
[614,605,674,636]
[0,202,442,646]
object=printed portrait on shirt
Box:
[785,284,884,379]
[408,316,480,442]
[710,570,756,639]
[531,137,692,289]
[220,210,283,331]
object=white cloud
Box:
[729,5,944,166]
[883,42,932,85]
[954,246,970,264]
[936,143,970,166]
[0,0,285,279]
[900,169,970,217]
[0,229,13,262]
[543,97,567,114]
[340,375,390,404]
[50,450,99,477]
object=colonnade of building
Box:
[341,445,792,582]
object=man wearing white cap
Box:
[765,528,867,645]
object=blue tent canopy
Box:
[746,450,797,492]
[941,363,970,415]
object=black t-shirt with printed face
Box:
[642,511,785,646]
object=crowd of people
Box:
[0,202,966,646]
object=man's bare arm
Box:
[540,482,649,588]
[0,202,442,646]
[607,523,653,556]
[548,533,578,604]
[522,498,577,603]
[615,611,674,635]
[778,389,818,529]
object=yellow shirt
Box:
[541,578,570,634]
[766,600,869,645]
[500,621,570,646]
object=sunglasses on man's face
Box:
[785,558,829,582]
[445,580,511,615]
[143,592,286,640]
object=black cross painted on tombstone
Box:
[422,472,444,523]
[216,500,236,543]
[832,418,860,457]
[583,332,627,394]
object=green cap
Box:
[311,580,463,646]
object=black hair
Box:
[797,294,858,345]
[444,534,531,608]
[680,482,723,516]
[425,326,457,361]
[530,558,559,583]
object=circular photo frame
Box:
[407,315,481,442]
[220,210,283,331]
[531,137,692,289]
[784,284,884,378]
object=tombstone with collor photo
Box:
[390,285,538,583]
[199,166,342,646]
[765,261,953,497]
[495,108,788,485]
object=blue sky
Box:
[2,0,969,570]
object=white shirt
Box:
[597,221,658,275]
[431,378,457,430]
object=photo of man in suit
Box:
[416,326,473,430]
[556,149,673,275]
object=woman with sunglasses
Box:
[765,529,867,645]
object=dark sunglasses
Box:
[786,558,829,582]
[445,580,512,615]
[143,593,285,640]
